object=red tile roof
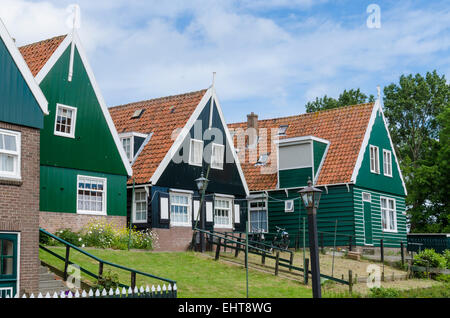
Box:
[109,89,208,184]
[228,103,374,191]
[19,35,67,76]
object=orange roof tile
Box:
[109,89,208,185]
[228,103,374,191]
[19,35,67,76]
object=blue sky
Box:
[1,0,449,122]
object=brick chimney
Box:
[247,112,258,147]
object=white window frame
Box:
[189,139,204,167]
[214,196,233,229]
[169,191,192,227]
[285,200,294,212]
[369,145,380,174]
[132,188,148,223]
[121,136,132,162]
[76,175,107,216]
[0,129,21,180]
[119,132,148,162]
[54,104,77,139]
[383,149,393,177]
[211,143,225,170]
[248,199,268,233]
[362,192,371,202]
[380,196,397,233]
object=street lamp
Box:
[299,178,322,298]
[195,171,209,252]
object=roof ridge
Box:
[19,34,67,49]
[230,102,375,126]
[110,89,209,110]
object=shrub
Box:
[369,287,400,298]
[94,270,120,291]
[55,229,83,247]
[443,249,450,269]
[81,222,116,249]
[413,249,447,269]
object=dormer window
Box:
[277,125,288,136]
[131,109,144,119]
[119,132,148,162]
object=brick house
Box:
[109,87,249,251]
[0,19,49,297]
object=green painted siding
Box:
[40,165,127,216]
[0,37,43,128]
[265,185,354,247]
[278,167,312,189]
[39,45,127,176]
[353,187,407,247]
[355,111,405,196]
[313,140,327,178]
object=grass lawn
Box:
[39,247,312,298]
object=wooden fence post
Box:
[261,251,266,265]
[348,236,352,252]
[224,233,228,253]
[289,252,294,272]
[215,238,221,261]
[63,245,70,281]
[320,232,324,252]
[348,270,353,294]
[98,262,104,279]
[131,272,136,290]
[304,258,309,285]
[380,239,385,281]
[275,252,280,276]
[400,242,405,267]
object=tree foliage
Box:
[383,70,449,233]
[305,88,375,113]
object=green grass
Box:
[39,247,311,298]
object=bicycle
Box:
[271,226,290,251]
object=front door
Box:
[0,233,18,298]
[362,193,373,245]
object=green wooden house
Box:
[229,98,407,249]
[0,18,48,297]
[19,31,132,233]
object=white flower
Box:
[81,244,85,248]
[78,237,82,241]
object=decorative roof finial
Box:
[377,85,381,100]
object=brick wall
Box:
[0,122,40,295]
[153,227,194,251]
[40,212,126,233]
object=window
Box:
[211,143,224,170]
[189,139,203,166]
[285,200,294,212]
[214,197,233,228]
[278,125,288,136]
[369,145,380,174]
[255,153,270,166]
[133,189,147,223]
[383,149,392,177]
[381,197,396,232]
[77,176,106,215]
[121,137,132,161]
[170,192,191,226]
[0,129,20,179]
[54,104,77,138]
[249,200,268,233]
[362,192,371,202]
[279,142,312,170]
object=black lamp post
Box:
[195,171,209,252]
[299,178,322,298]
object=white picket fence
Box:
[5,284,177,299]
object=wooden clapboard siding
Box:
[266,185,354,247]
[278,167,312,189]
[353,187,407,247]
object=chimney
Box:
[247,112,258,147]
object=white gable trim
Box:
[149,87,250,196]
[350,100,407,196]
[0,18,48,115]
[35,31,132,176]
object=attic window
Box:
[277,125,288,136]
[169,105,176,113]
[131,109,144,119]
[255,153,270,166]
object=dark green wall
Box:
[156,98,247,196]
[0,37,43,128]
[355,111,406,196]
[313,140,327,178]
[39,45,127,176]
[278,167,312,189]
[40,165,127,216]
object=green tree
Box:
[305,88,375,113]
[383,70,449,232]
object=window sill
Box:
[77,211,107,216]
[0,176,23,186]
[382,229,398,233]
[170,223,192,228]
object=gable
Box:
[0,20,47,128]
[354,106,406,196]
[156,97,247,196]
[38,42,128,176]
